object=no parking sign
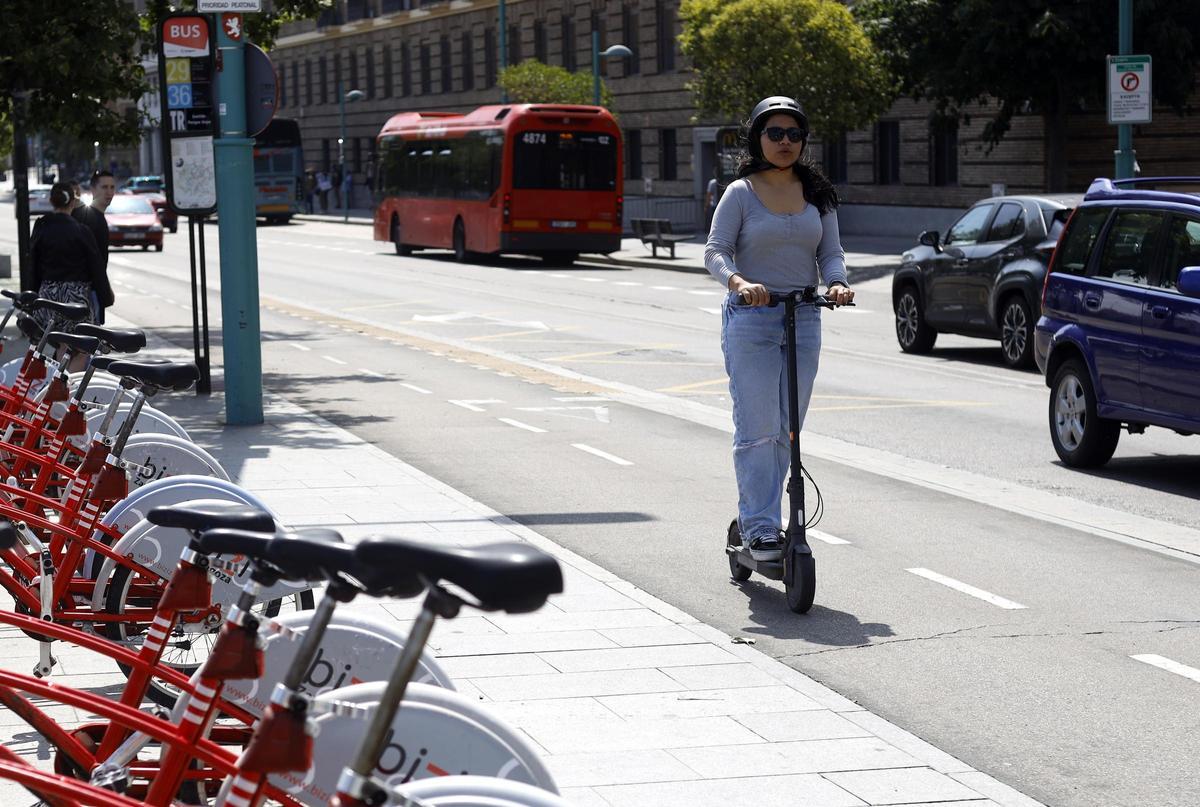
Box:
[1108,54,1152,125]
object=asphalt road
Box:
[2,211,1198,807]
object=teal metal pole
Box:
[214,15,264,425]
[1114,0,1135,179]
[592,30,600,105]
[499,0,508,102]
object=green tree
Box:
[678,0,893,137]
[854,0,1200,190]
[498,60,615,108]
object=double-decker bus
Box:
[253,117,304,224]
[373,104,622,264]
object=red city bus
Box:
[373,104,623,264]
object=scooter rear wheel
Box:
[786,554,816,613]
[726,519,751,581]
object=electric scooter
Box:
[725,286,850,613]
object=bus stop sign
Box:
[157,13,218,215]
[244,44,279,138]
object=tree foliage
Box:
[498,60,615,109]
[853,0,1200,185]
[678,0,894,135]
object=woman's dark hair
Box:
[734,114,840,215]
[50,181,74,210]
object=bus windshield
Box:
[254,150,297,175]
[513,131,617,191]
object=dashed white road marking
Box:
[549,273,571,279]
[358,368,386,378]
[580,277,606,283]
[1131,654,1200,684]
[498,417,547,434]
[688,289,722,296]
[612,281,643,286]
[448,399,503,412]
[164,298,178,305]
[808,530,851,545]
[699,307,722,315]
[906,568,1026,610]
[650,285,678,291]
[400,383,431,394]
[322,355,348,365]
[572,443,633,466]
[289,343,311,352]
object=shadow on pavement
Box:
[733,579,896,647]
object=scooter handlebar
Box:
[732,286,855,308]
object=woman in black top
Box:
[30,182,113,330]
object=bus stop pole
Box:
[1114,0,1135,180]
[214,16,264,425]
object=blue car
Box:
[1035,177,1200,467]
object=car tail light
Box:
[616,195,623,223]
[503,193,511,223]
[1041,207,1078,309]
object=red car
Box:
[141,191,178,233]
[105,194,164,251]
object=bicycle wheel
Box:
[103,563,315,708]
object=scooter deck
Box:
[725,546,784,581]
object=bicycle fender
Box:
[220,610,454,719]
[120,433,231,487]
[86,403,191,442]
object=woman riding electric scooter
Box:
[705,96,854,610]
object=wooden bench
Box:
[631,217,692,259]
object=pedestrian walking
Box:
[704,96,854,562]
[331,163,343,210]
[704,168,720,235]
[72,170,117,324]
[304,169,316,214]
[341,169,353,210]
[316,170,332,212]
[30,182,113,341]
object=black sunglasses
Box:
[764,126,806,144]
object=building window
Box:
[561,15,576,71]
[354,137,363,173]
[347,0,368,21]
[322,138,331,171]
[440,36,451,92]
[930,121,958,186]
[484,28,496,87]
[291,62,299,108]
[383,47,393,98]
[366,49,375,98]
[320,56,329,104]
[875,120,900,185]
[420,42,431,94]
[461,31,474,91]
[349,51,359,92]
[306,59,313,106]
[401,42,412,96]
[655,1,674,72]
[508,24,521,65]
[822,132,847,184]
[658,129,677,181]
[334,53,342,101]
[382,0,406,11]
[622,5,639,75]
[627,129,642,179]
[534,21,547,63]
[279,63,286,108]
[591,11,607,76]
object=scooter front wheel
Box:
[726,519,751,581]
[786,554,816,613]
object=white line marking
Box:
[498,417,547,434]
[612,281,643,286]
[164,298,178,305]
[322,355,348,365]
[448,399,503,412]
[572,443,633,466]
[1131,654,1200,684]
[580,277,606,283]
[289,343,311,352]
[400,383,431,394]
[687,289,722,296]
[549,273,571,279]
[808,530,851,545]
[554,396,613,402]
[699,307,722,315]
[906,568,1026,610]
[358,368,386,378]
[650,285,678,291]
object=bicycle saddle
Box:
[92,355,169,373]
[354,538,563,614]
[0,521,15,550]
[2,289,39,310]
[264,536,424,599]
[17,315,43,342]
[199,528,347,584]
[148,502,277,535]
[74,324,146,354]
[44,332,100,356]
[31,299,91,321]
[105,360,199,392]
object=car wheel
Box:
[169,224,177,233]
[391,217,412,256]
[154,244,163,252]
[999,295,1034,368]
[1049,359,1120,468]
[141,245,149,251]
[894,286,937,353]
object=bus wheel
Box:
[543,251,578,266]
[392,218,412,256]
[453,219,470,263]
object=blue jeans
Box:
[721,293,821,544]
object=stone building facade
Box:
[270,0,1199,234]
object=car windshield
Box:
[107,196,154,214]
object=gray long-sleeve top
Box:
[704,178,848,292]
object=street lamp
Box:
[93,141,100,174]
[591,32,632,106]
[338,82,366,223]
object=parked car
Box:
[892,193,1080,367]
[121,175,165,194]
[1035,177,1200,467]
[27,185,53,215]
[105,193,164,251]
[122,189,177,233]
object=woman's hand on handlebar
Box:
[730,275,770,307]
[826,284,855,306]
